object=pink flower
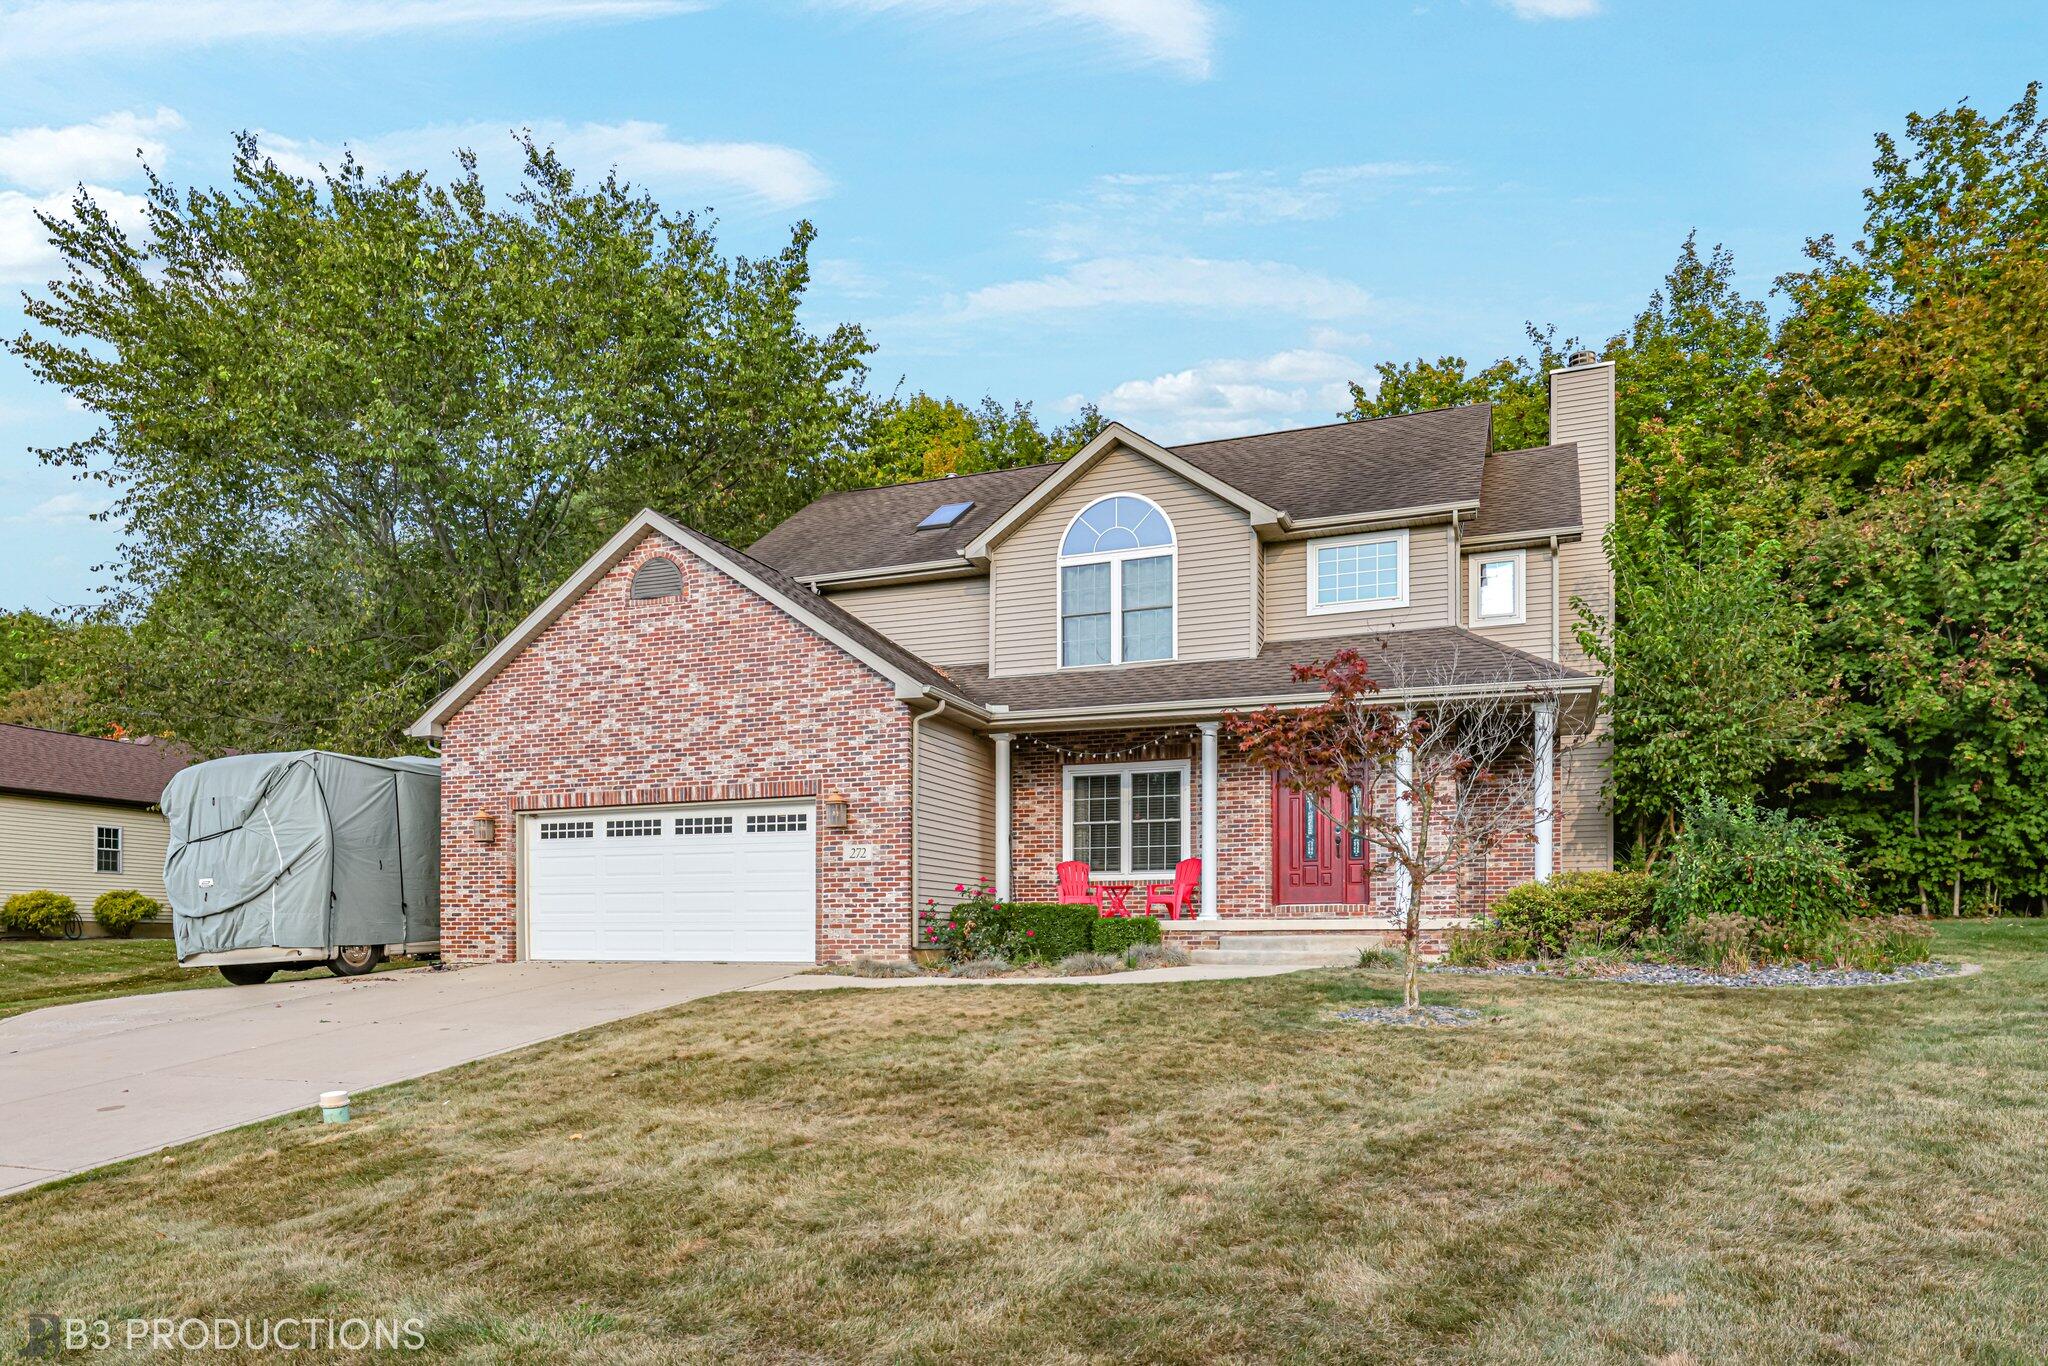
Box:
[955,883,966,892]
[1024,929,1035,938]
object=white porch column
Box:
[1393,710,1414,911]
[993,733,1014,901]
[1198,721,1220,920]
[1532,699,1557,883]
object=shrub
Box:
[1091,915,1162,956]
[836,956,923,978]
[1657,794,1864,937]
[1,889,75,938]
[1443,925,1531,967]
[92,889,159,938]
[1126,942,1191,969]
[1356,946,1404,970]
[1004,903,1096,961]
[925,888,1013,963]
[1490,870,1657,957]
[1056,952,1122,976]
[1826,916,1934,972]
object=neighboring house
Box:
[410,357,1617,964]
[0,724,201,935]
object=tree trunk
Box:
[1403,868,1423,1011]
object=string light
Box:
[1020,729,1201,763]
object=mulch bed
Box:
[1333,1004,1486,1027]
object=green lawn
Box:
[0,939,402,1020]
[5,922,2046,1362]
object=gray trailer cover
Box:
[162,752,440,958]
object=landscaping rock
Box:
[1429,960,1966,989]
[1334,1005,1485,1028]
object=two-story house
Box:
[411,356,1616,964]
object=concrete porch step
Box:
[1188,947,1362,967]
[1186,933,1401,967]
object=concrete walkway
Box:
[749,963,1313,991]
[0,960,788,1196]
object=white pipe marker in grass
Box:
[320,1090,351,1123]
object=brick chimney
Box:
[1548,352,1616,673]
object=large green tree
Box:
[836,392,1101,489]
[1774,84,2048,913]
[9,137,873,754]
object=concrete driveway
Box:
[0,960,793,1196]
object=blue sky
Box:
[2,0,2043,610]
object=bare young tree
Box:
[1229,646,1570,1011]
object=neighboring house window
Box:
[1058,495,1175,667]
[1307,530,1408,614]
[95,825,122,874]
[1470,550,1526,626]
[1062,761,1190,877]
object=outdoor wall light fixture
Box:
[821,792,849,829]
[473,813,497,844]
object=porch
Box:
[984,709,1562,926]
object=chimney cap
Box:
[1568,349,1601,368]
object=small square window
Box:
[95,825,122,874]
[606,818,663,838]
[1471,551,1526,625]
[539,820,594,840]
[746,812,808,834]
[676,816,733,836]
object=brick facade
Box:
[438,532,915,965]
[1007,724,1546,920]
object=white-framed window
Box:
[1061,761,1191,878]
[1058,495,1176,667]
[1306,530,1409,615]
[95,825,122,874]
[1469,549,1527,626]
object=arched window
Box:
[630,556,683,600]
[1058,495,1175,666]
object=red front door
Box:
[1272,777,1370,905]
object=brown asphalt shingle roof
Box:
[942,627,1584,713]
[1467,444,1583,540]
[0,723,203,807]
[747,405,1499,579]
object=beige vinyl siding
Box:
[1557,733,1615,871]
[1260,525,1453,642]
[989,445,1256,677]
[914,717,995,916]
[0,794,172,916]
[1465,547,1556,659]
[1550,363,1616,675]
[826,576,989,666]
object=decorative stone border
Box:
[1427,960,1979,990]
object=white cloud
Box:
[1089,346,1365,442]
[7,491,114,525]
[0,108,182,192]
[1029,162,1450,261]
[256,119,831,210]
[1498,0,1601,18]
[0,0,700,59]
[955,255,1374,321]
[0,184,151,284]
[815,0,1218,78]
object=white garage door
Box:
[525,802,816,963]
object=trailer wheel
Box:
[329,945,380,977]
[219,964,277,986]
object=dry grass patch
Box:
[3,924,2044,1361]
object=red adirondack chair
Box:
[1144,858,1202,919]
[1056,860,1103,910]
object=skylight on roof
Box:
[917,500,974,531]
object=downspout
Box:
[1447,509,1461,626]
[1548,534,1561,662]
[908,694,950,950]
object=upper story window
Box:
[1059,495,1175,667]
[1470,549,1526,626]
[1306,530,1408,615]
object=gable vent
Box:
[630,556,683,599]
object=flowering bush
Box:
[924,882,1017,963]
